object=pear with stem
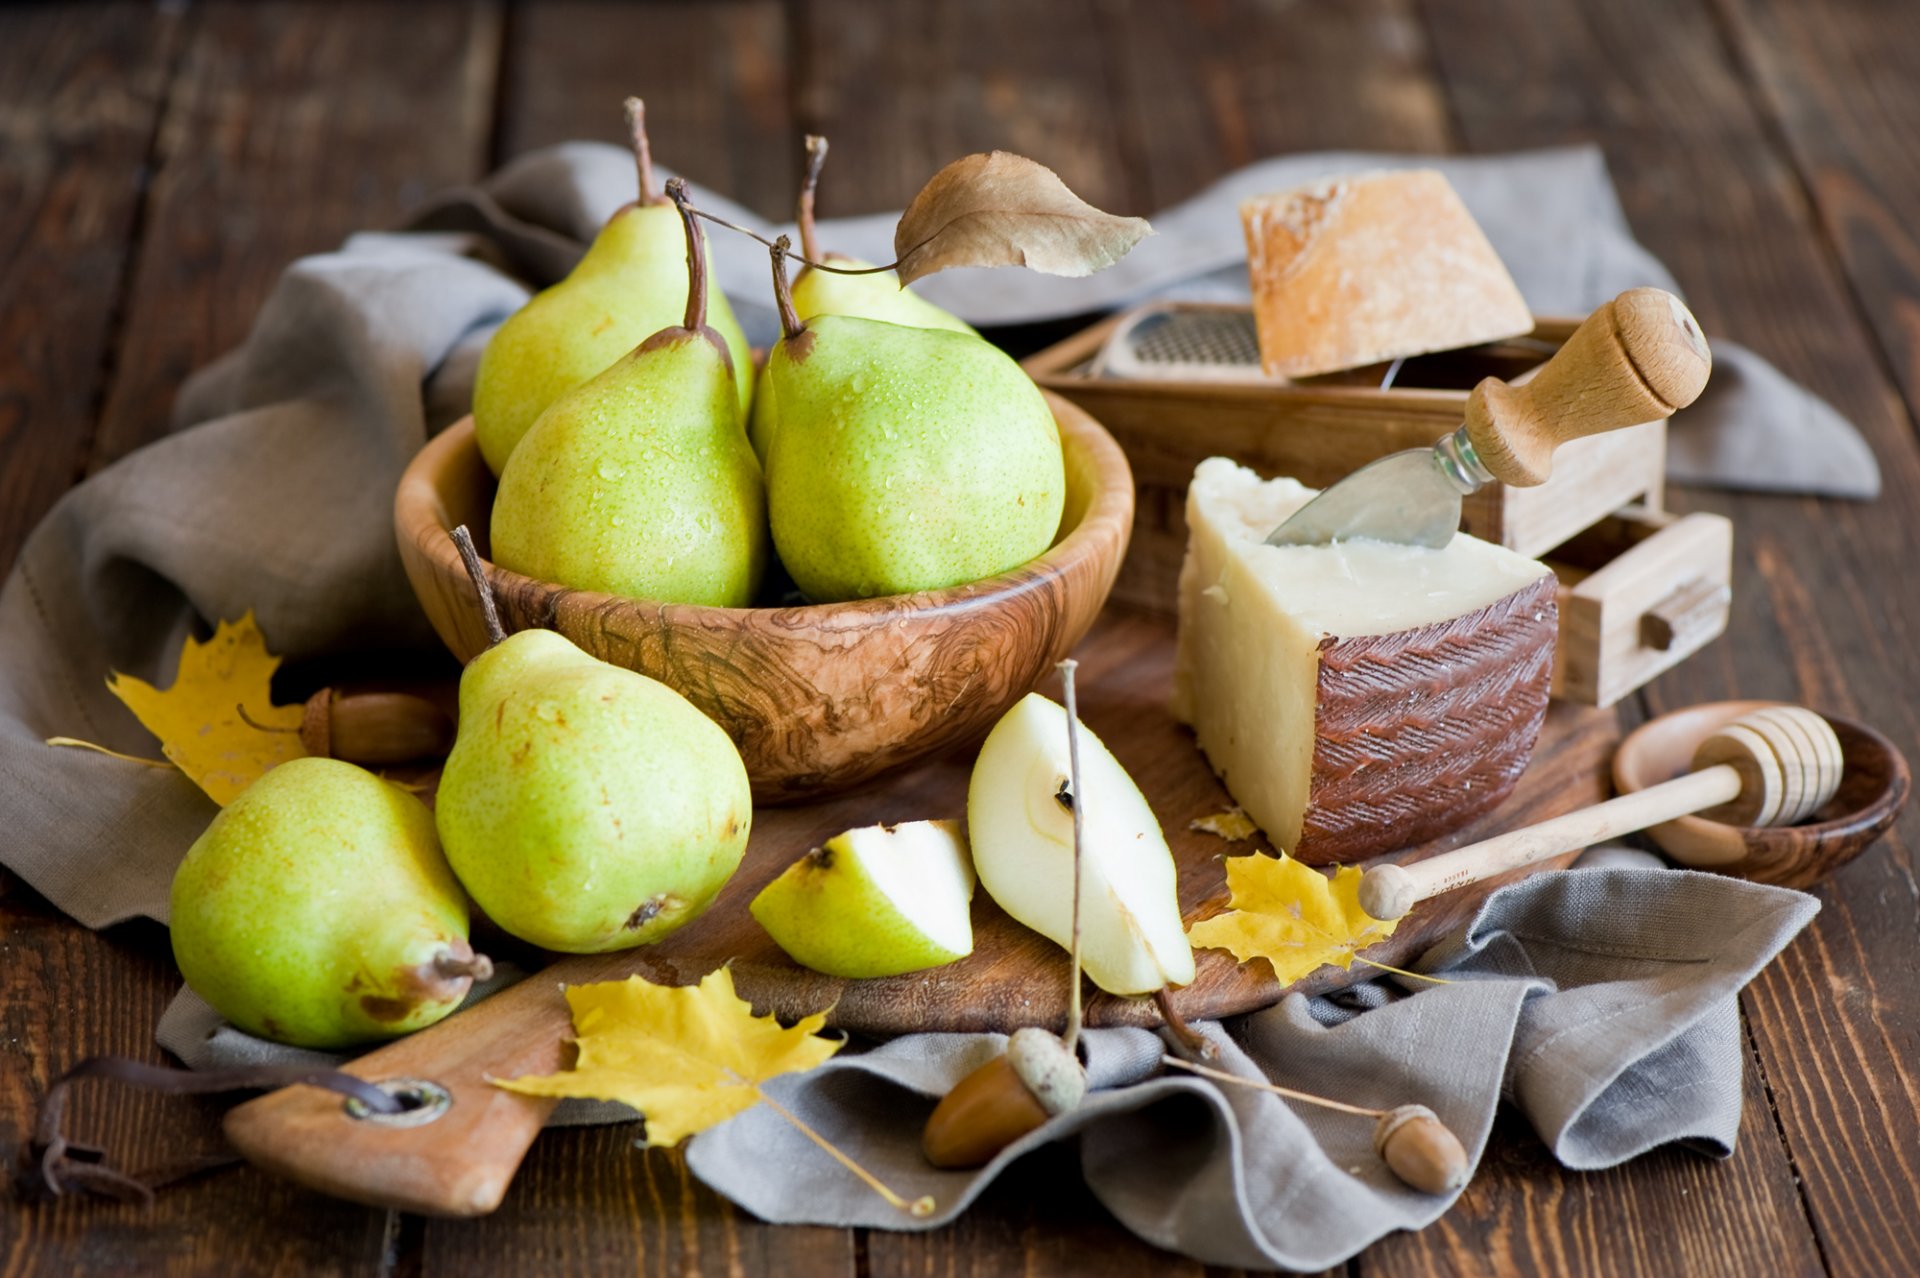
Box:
[759,236,1062,602]
[491,180,767,607]
[750,135,975,461]
[472,97,753,475]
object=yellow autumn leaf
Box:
[493,968,842,1147]
[1187,851,1400,985]
[103,612,304,805]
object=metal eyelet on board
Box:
[342,1077,452,1126]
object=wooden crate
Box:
[1548,507,1734,707]
[1023,308,1729,706]
[1023,310,1668,614]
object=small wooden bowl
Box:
[1612,700,1909,888]
[394,392,1133,803]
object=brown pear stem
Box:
[623,97,664,206]
[687,205,898,275]
[1057,660,1087,1056]
[433,951,495,983]
[770,235,804,341]
[1154,988,1217,1061]
[666,178,709,333]
[797,134,829,264]
[449,525,507,648]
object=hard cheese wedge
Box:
[1172,458,1557,864]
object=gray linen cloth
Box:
[0,144,1829,1259]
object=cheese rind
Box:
[1173,458,1556,863]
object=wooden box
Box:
[1022,308,1728,706]
[1547,507,1734,708]
[1024,311,1666,584]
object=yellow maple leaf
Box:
[493,968,842,1147]
[104,612,304,806]
[1186,851,1400,985]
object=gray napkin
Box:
[687,867,1816,1271]
[0,142,1826,1261]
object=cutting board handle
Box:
[220,961,588,1217]
[1465,287,1711,486]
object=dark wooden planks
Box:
[419,1131,854,1278]
[87,0,503,471]
[1104,0,1452,210]
[0,4,182,575]
[1362,1035,1826,1277]
[495,0,794,218]
[1418,0,1920,1274]
[793,0,1143,216]
[1713,0,1920,422]
[0,878,396,1275]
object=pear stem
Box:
[1057,659,1087,1057]
[665,178,709,333]
[433,951,495,983]
[688,205,898,276]
[449,525,507,648]
[1154,988,1216,1060]
[1159,1057,1388,1119]
[797,134,829,264]
[623,96,663,206]
[770,235,804,342]
[754,1087,935,1217]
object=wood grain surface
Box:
[4,0,1918,1274]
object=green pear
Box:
[967,693,1194,996]
[758,240,1064,603]
[749,136,973,462]
[473,98,751,475]
[490,180,767,607]
[169,757,488,1049]
[750,819,975,978]
[434,626,752,954]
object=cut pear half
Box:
[750,819,975,979]
[967,693,1195,995]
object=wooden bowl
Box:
[394,392,1133,803]
[1612,700,1909,888]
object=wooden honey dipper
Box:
[1358,705,1845,921]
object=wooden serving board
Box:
[224,602,1621,1216]
[468,604,1619,1035]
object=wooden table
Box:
[3,2,1915,1274]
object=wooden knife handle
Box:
[1465,287,1711,486]
[222,947,647,1217]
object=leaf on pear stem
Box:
[891,152,1152,286]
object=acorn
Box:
[922,1028,1087,1169]
[1373,1104,1469,1195]
[299,690,454,766]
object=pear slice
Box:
[967,693,1195,995]
[750,820,975,978]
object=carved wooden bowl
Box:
[394,392,1133,803]
[1612,699,1910,888]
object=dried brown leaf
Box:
[892,152,1152,286]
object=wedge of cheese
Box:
[1172,458,1557,864]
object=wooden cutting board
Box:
[224,602,1621,1216]
[462,603,1620,1034]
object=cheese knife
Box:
[1266,287,1712,548]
